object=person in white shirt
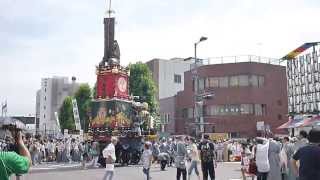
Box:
[188,138,200,180]
[141,142,152,180]
[216,141,224,162]
[255,138,270,180]
[102,137,117,180]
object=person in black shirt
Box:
[198,135,217,180]
[291,128,320,180]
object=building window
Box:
[250,75,259,87]
[43,114,46,119]
[209,77,219,88]
[238,75,249,86]
[219,77,228,87]
[241,104,253,114]
[198,78,205,90]
[205,105,218,116]
[254,104,263,116]
[160,114,164,123]
[258,76,265,87]
[174,74,182,84]
[218,105,226,115]
[44,96,46,101]
[182,108,188,118]
[44,88,47,92]
[204,104,269,116]
[187,108,194,118]
[230,76,239,87]
[205,78,210,88]
[44,106,46,110]
[262,104,267,115]
[161,114,169,124]
[230,104,240,115]
[202,74,264,89]
[278,114,282,120]
[212,105,219,115]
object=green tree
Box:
[74,83,92,132]
[129,62,158,113]
[59,96,75,131]
[93,82,97,98]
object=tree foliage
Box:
[59,96,75,131]
[129,62,158,113]
[93,82,97,98]
[74,83,92,132]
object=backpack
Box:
[199,141,215,162]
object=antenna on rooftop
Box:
[106,0,115,17]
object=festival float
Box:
[87,3,155,165]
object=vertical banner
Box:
[72,99,82,131]
[79,129,84,142]
[1,101,7,117]
[64,129,69,138]
[54,112,61,133]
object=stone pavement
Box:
[18,162,244,180]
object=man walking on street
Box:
[102,137,117,180]
[175,136,188,180]
[291,128,320,180]
[198,135,217,180]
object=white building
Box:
[146,58,193,134]
[37,76,80,134]
[35,90,41,132]
[146,58,193,100]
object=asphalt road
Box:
[17,162,243,180]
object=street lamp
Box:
[193,36,208,136]
[195,36,208,63]
[199,36,208,42]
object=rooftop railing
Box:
[188,55,284,70]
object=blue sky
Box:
[1,0,320,115]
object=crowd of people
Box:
[137,128,320,180]
[238,129,320,180]
[17,136,101,168]
[1,128,320,180]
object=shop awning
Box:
[277,115,320,129]
[277,118,292,129]
[277,115,304,129]
[299,115,320,127]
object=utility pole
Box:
[193,36,208,136]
